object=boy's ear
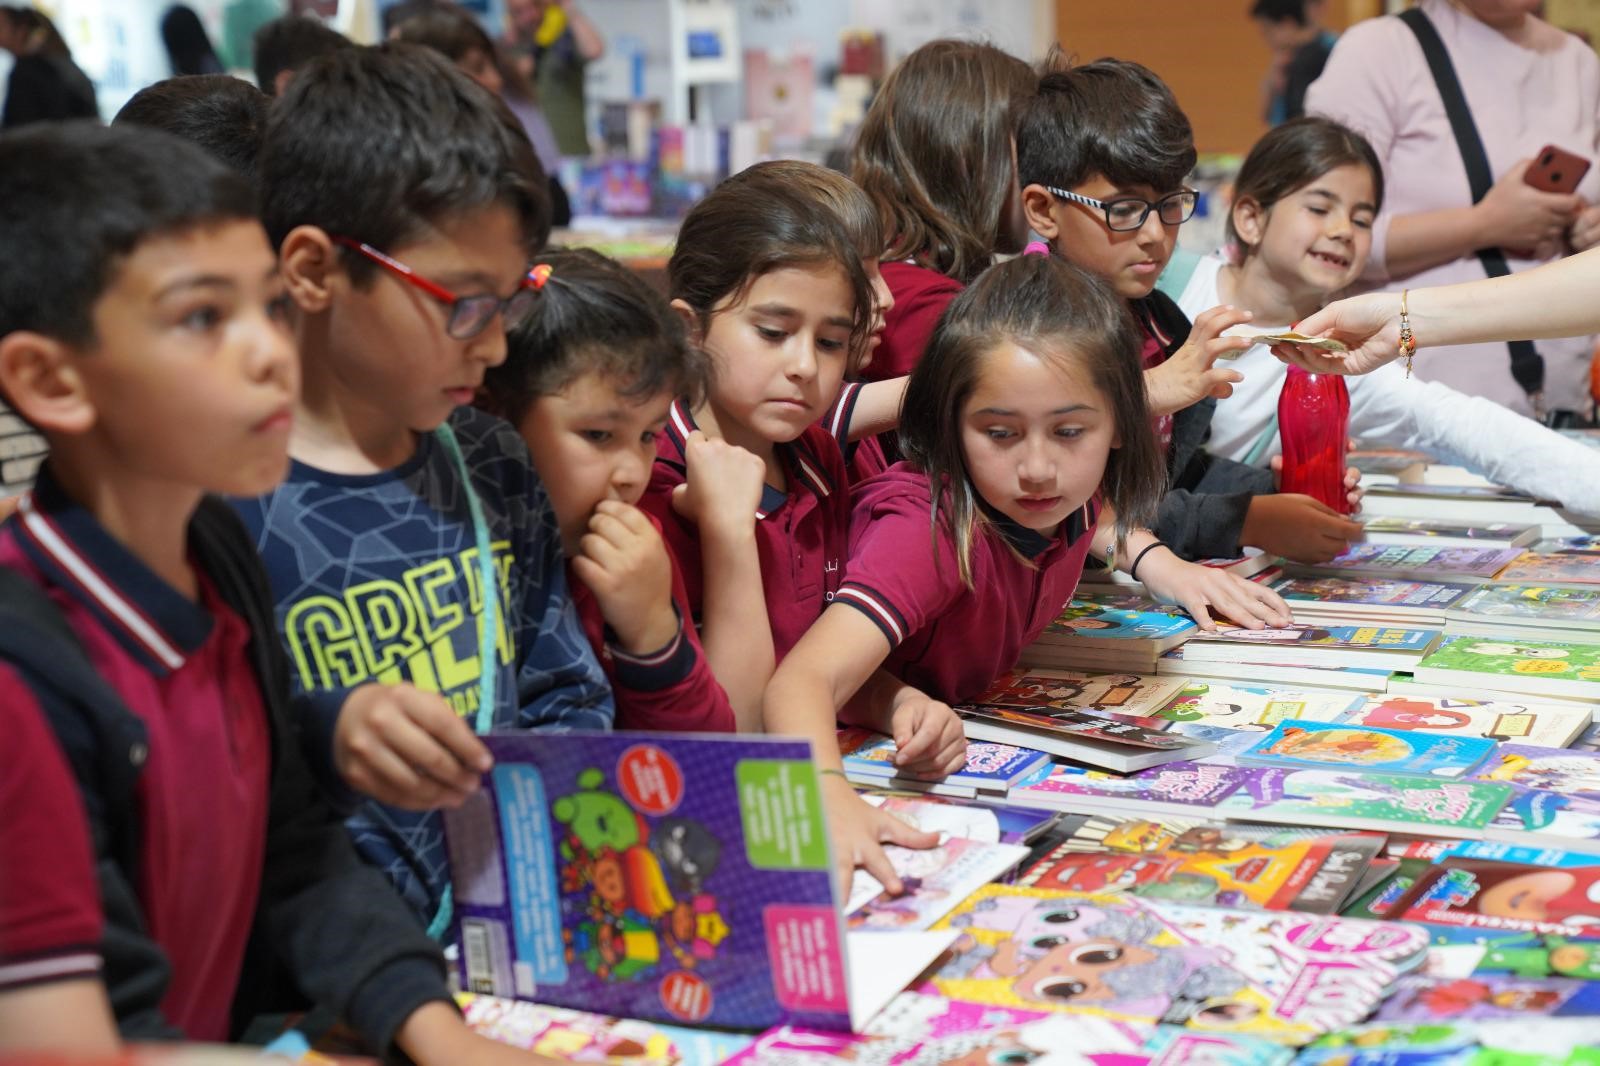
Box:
[1021,184,1061,242]
[669,298,705,347]
[0,332,94,435]
[279,225,341,314]
[1232,196,1267,250]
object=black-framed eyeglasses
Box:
[1046,187,1199,232]
[333,237,540,340]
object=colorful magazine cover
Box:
[1485,788,1600,853]
[1343,694,1590,748]
[862,794,1059,847]
[1238,720,1495,778]
[1154,682,1361,732]
[455,993,754,1065]
[1266,575,1475,613]
[1374,973,1600,1022]
[972,670,1190,718]
[1448,582,1600,625]
[1013,762,1261,815]
[844,835,1029,931]
[1298,1019,1600,1065]
[1213,769,1514,835]
[1413,635,1600,699]
[927,886,1423,1045]
[838,728,1048,792]
[1178,622,1441,662]
[1495,552,1600,586]
[1039,599,1197,642]
[1300,544,1525,578]
[1389,859,1600,938]
[443,733,845,1029]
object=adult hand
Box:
[1270,291,1402,376]
[1476,159,1582,252]
[1570,203,1600,254]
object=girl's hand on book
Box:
[889,690,968,778]
[822,775,937,899]
[1137,548,1292,631]
[1143,305,1251,417]
[1242,493,1363,563]
[335,682,491,810]
[571,500,678,655]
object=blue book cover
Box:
[443,732,848,1030]
[1042,596,1196,643]
[838,728,1048,790]
[1239,719,1496,778]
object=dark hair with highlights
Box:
[669,159,875,371]
[484,248,707,424]
[1017,57,1195,195]
[259,42,549,280]
[852,39,1037,284]
[1228,116,1384,251]
[899,254,1164,585]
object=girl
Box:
[766,252,1292,894]
[1174,117,1600,514]
[481,248,755,731]
[643,161,932,738]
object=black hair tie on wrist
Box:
[1129,541,1166,583]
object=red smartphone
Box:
[1526,144,1592,194]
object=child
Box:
[1016,56,1365,564]
[765,253,1292,894]
[0,121,542,1065]
[1172,116,1600,515]
[113,74,271,182]
[481,248,751,731]
[252,13,352,97]
[642,161,911,723]
[234,43,612,930]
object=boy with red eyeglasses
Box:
[230,43,612,934]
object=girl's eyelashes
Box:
[1055,426,1085,440]
[755,325,787,342]
[579,428,612,444]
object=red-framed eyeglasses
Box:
[333,237,540,340]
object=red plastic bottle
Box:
[1277,365,1352,514]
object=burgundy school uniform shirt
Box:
[568,512,735,733]
[0,668,102,993]
[834,464,1101,703]
[641,399,850,662]
[0,474,270,1041]
[1133,305,1176,454]
[828,380,890,486]
[866,262,965,382]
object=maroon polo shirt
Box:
[1133,305,1176,454]
[825,380,890,486]
[834,464,1101,703]
[642,399,849,662]
[0,667,103,993]
[0,473,270,1040]
[867,261,965,382]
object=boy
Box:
[236,43,613,929]
[0,121,542,1064]
[113,74,270,182]
[251,13,351,97]
[1016,58,1363,564]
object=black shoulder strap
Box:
[1398,7,1545,406]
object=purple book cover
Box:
[1374,973,1600,1022]
[1018,762,1274,809]
[443,732,843,1030]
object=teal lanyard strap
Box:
[1243,414,1280,468]
[425,421,500,942]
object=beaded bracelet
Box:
[1398,289,1416,378]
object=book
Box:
[1358,516,1539,549]
[1483,788,1600,856]
[1173,623,1441,672]
[1154,682,1362,731]
[1342,693,1590,748]
[1364,482,1541,503]
[1378,973,1600,1021]
[1213,769,1513,837]
[928,885,1425,1044]
[1012,762,1263,819]
[859,794,1058,848]
[442,732,955,1031]
[455,993,754,1065]
[1472,744,1600,799]
[972,669,1190,718]
[1348,448,1431,483]
[1287,544,1525,584]
[1265,574,1475,626]
[1539,533,1600,553]
[1017,819,1383,914]
[1383,672,1599,709]
[1237,720,1495,778]
[957,704,1215,772]
[837,728,1049,797]
[1158,645,1393,693]
[1446,581,1600,637]
[844,835,1029,931]
[1299,1019,1600,1064]
[1412,635,1600,702]
[1494,551,1600,587]
[1020,595,1197,673]
[1388,859,1600,939]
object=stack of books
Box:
[1017,592,1195,672]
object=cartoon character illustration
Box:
[1463,642,1570,660]
[1360,697,1476,732]
[651,817,722,896]
[1482,935,1600,979]
[1484,753,1600,797]
[663,894,730,966]
[1261,726,1412,766]
[1474,869,1600,928]
[566,911,661,982]
[554,768,648,860]
[1211,624,1334,643]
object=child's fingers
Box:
[857,838,904,897]
[1182,594,1217,632]
[879,810,940,852]
[578,530,626,573]
[396,686,493,773]
[593,498,653,534]
[893,716,940,768]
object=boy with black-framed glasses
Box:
[231,42,613,935]
[1015,56,1363,565]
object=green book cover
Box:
[1417,635,1600,684]
[1218,769,1513,832]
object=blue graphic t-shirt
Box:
[233,406,613,922]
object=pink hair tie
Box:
[1023,240,1051,258]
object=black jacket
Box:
[0,497,449,1059]
[1133,290,1276,560]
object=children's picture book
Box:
[1012,762,1262,819]
[1358,516,1539,549]
[1388,859,1600,938]
[455,993,754,1066]
[957,703,1215,772]
[844,835,1029,931]
[1153,682,1362,732]
[972,669,1190,719]
[862,794,1060,848]
[1483,788,1600,856]
[1445,581,1600,634]
[1298,1018,1600,1065]
[837,728,1048,797]
[1264,574,1475,623]
[1473,744,1600,799]
[1373,972,1600,1022]
[1157,645,1394,693]
[442,732,955,1031]
[1237,720,1496,779]
[1287,544,1525,583]
[1174,623,1441,671]
[1212,768,1513,837]
[1343,693,1590,748]
[1021,596,1197,673]
[1412,634,1600,701]
[1494,551,1600,587]
[928,885,1424,1044]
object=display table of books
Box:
[436,473,1600,1065]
